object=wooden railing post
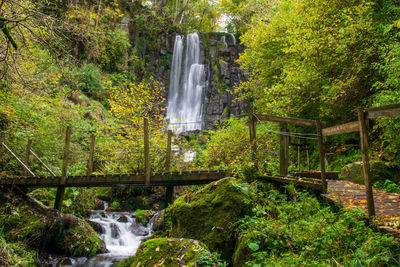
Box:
[144,118,150,186]
[297,139,301,170]
[54,126,71,211]
[88,133,95,176]
[0,132,5,160]
[279,123,289,176]
[358,107,375,218]
[23,139,32,176]
[165,130,172,172]
[165,129,174,203]
[248,108,257,167]
[316,119,327,193]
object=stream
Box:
[52,203,158,267]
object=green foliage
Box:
[117,238,210,267]
[374,179,400,193]
[237,184,400,266]
[195,249,227,267]
[66,63,106,101]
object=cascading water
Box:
[54,204,159,267]
[167,33,206,133]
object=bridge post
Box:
[0,132,5,161]
[248,108,257,169]
[23,139,32,176]
[144,118,150,186]
[316,119,327,193]
[279,123,289,176]
[54,126,71,211]
[88,133,95,176]
[358,107,375,218]
[165,130,174,203]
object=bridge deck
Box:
[322,180,400,236]
[0,170,227,187]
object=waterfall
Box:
[54,206,159,267]
[220,36,228,49]
[167,33,206,133]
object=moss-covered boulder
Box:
[341,160,399,185]
[116,238,209,267]
[232,233,254,267]
[135,209,155,225]
[0,188,106,257]
[167,178,253,259]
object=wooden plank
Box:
[358,107,375,218]
[54,126,71,211]
[30,150,56,177]
[1,142,36,177]
[23,139,32,176]
[256,114,316,127]
[258,175,323,191]
[279,123,289,176]
[88,133,95,176]
[144,118,150,186]
[322,121,359,136]
[366,103,400,119]
[316,119,327,193]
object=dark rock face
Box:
[200,32,248,130]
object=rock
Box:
[152,211,165,232]
[0,189,107,257]
[117,215,129,223]
[88,220,105,234]
[135,209,155,226]
[167,177,253,259]
[116,238,210,267]
[93,198,105,210]
[341,160,399,185]
[129,221,149,236]
[232,233,254,267]
[110,223,120,238]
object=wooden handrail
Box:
[1,142,36,177]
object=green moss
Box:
[342,160,399,185]
[0,191,105,258]
[167,178,253,259]
[48,215,105,257]
[232,233,254,267]
[116,238,209,267]
[135,209,155,225]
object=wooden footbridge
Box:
[1,103,400,236]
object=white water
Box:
[167,33,206,133]
[220,36,228,49]
[56,206,158,267]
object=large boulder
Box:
[341,160,399,185]
[0,188,106,257]
[232,233,255,267]
[116,238,209,267]
[167,178,253,259]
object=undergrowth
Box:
[237,183,400,266]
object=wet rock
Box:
[88,221,105,234]
[117,215,129,223]
[93,198,105,210]
[130,222,149,236]
[110,223,120,238]
[135,209,155,225]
